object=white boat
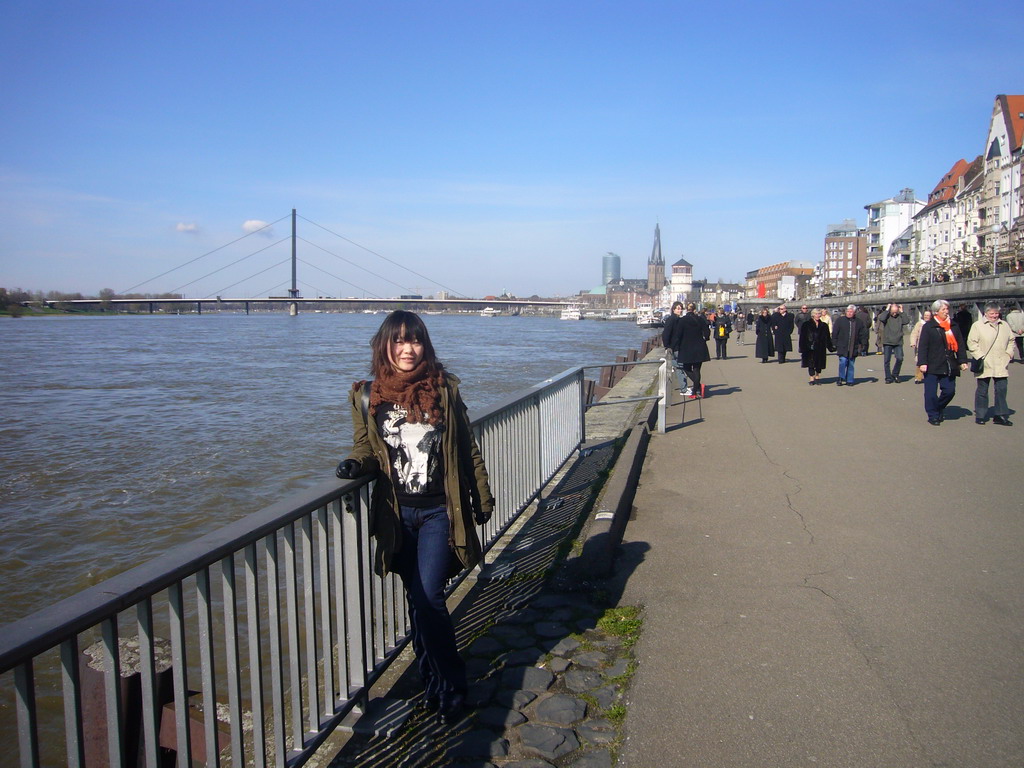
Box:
[634,303,659,327]
[479,306,501,317]
[559,303,583,320]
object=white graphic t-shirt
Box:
[376,403,445,507]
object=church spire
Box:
[647,224,665,292]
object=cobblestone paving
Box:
[328,442,641,768]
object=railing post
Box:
[657,358,668,434]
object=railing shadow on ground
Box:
[324,441,652,768]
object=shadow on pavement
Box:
[328,441,651,767]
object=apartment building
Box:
[863,189,924,290]
[980,94,1024,270]
[745,260,815,299]
[820,219,867,294]
[911,157,984,280]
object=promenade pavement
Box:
[614,343,1023,766]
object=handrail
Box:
[1,362,631,768]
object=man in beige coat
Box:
[966,302,1016,425]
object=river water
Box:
[0,312,655,626]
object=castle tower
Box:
[647,224,666,292]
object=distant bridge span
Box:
[45,297,570,314]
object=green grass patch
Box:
[605,702,628,725]
[597,605,643,649]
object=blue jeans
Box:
[392,504,466,706]
[674,361,689,392]
[838,356,856,384]
[883,344,904,381]
[923,373,957,420]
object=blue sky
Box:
[1,0,1019,299]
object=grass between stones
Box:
[596,605,643,650]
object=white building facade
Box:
[980,94,1023,271]
[863,189,924,291]
[667,257,693,305]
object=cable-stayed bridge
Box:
[46,210,571,312]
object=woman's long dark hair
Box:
[369,310,442,378]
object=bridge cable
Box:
[296,257,383,298]
[297,279,333,297]
[168,237,290,295]
[297,215,468,298]
[209,257,294,298]
[297,237,415,293]
[118,214,291,295]
[255,279,292,298]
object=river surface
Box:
[0,312,655,625]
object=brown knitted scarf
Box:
[366,361,445,425]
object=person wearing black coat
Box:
[661,301,688,393]
[769,305,795,363]
[831,304,868,386]
[665,303,710,397]
[713,314,732,359]
[798,309,835,384]
[754,308,774,363]
[917,299,969,425]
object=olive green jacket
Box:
[345,373,494,577]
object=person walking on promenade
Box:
[713,312,732,359]
[799,308,835,385]
[855,306,872,355]
[873,308,886,356]
[910,309,932,383]
[662,301,690,394]
[335,310,494,723]
[1005,305,1024,362]
[755,308,775,363]
[878,303,911,383]
[917,299,969,426]
[770,304,795,363]
[966,302,1015,426]
[954,304,974,342]
[733,311,747,345]
[832,304,868,386]
[795,304,811,333]
[677,302,711,397]
[819,307,833,336]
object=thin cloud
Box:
[176,222,199,233]
[242,219,274,238]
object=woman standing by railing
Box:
[336,310,494,724]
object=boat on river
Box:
[559,303,583,320]
[635,302,664,328]
[479,306,501,317]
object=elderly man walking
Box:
[877,303,911,383]
[770,304,795,364]
[918,299,969,426]
[832,305,868,386]
[966,302,1016,426]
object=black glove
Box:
[474,507,492,525]
[335,459,363,479]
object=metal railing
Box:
[0,361,668,768]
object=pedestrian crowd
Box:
[663,299,1021,427]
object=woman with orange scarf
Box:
[916,299,969,425]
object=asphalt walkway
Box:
[614,343,1023,766]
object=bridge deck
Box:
[616,343,1023,766]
